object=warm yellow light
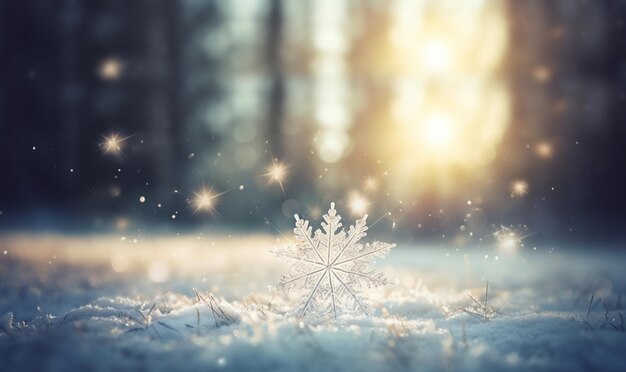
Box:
[493,226,529,253]
[421,39,451,73]
[536,142,553,158]
[192,187,224,214]
[385,0,509,197]
[99,58,124,81]
[106,136,120,152]
[532,66,551,83]
[268,165,285,181]
[364,177,378,192]
[424,114,454,148]
[495,229,519,252]
[348,192,369,216]
[264,160,288,192]
[101,133,129,156]
[317,132,349,164]
[511,180,529,197]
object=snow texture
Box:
[275,202,395,319]
[0,235,625,372]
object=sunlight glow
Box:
[387,0,509,195]
[421,39,451,73]
[424,114,454,148]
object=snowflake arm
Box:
[292,214,325,264]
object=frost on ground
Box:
[0,235,625,371]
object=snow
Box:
[0,234,625,371]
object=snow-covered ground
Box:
[0,234,625,371]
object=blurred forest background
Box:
[1,0,626,245]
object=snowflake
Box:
[275,202,395,319]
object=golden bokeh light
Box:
[535,141,553,158]
[385,0,509,196]
[423,114,455,149]
[99,57,124,81]
[511,180,529,197]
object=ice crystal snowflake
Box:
[275,202,395,319]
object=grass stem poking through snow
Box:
[193,288,235,328]
[464,281,501,321]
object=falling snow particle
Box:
[239,185,244,190]
[171,215,176,219]
[139,196,146,203]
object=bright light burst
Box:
[511,180,529,197]
[264,159,288,192]
[348,192,369,216]
[493,226,528,253]
[101,133,130,156]
[192,187,225,214]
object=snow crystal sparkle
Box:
[275,202,395,319]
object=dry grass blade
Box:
[463,308,489,320]
[147,303,157,318]
[467,294,486,312]
[193,288,233,328]
[464,281,500,321]
[196,308,200,336]
[485,281,489,313]
[157,321,179,333]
